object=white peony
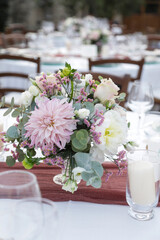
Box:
[62,179,78,193]
[94,78,119,104]
[20,91,33,107]
[75,108,90,119]
[72,167,85,182]
[94,110,128,155]
[29,85,40,96]
[85,74,93,83]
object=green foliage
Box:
[71,129,89,152]
[6,156,15,167]
[74,152,103,188]
[6,126,20,140]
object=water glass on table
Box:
[127,81,154,138]
[126,149,160,221]
[0,170,41,239]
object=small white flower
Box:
[62,179,78,193]
[20,91,33,107]
[85,74,93,83]
[72,167,85,182]
[29,85,40,96]
[124,141,139,151]
[76,108,90,119]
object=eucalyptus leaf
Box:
[74,152,91,170]
[72,138,86,151]
[81,170,94,181]
[6,126,19,139]
[3,108,12,116]
[73,103,82,110]
[90,176,102,188]
[10,97,14,108]
[11,108,21,118]
[6,156,15,167]
[83,102,94,113]
[91,161,104,177]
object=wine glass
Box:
[127,81,154,137]
[15,198,58,240]
[0,170,41,239]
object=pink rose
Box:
[94,78,120,104]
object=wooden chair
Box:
[1,33,28,48]
[80,71,131,107]
[0,54,40,106]
[5,23,26,34]
[88,58,145,82]
[147,34,160,50]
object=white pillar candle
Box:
[0,122,4,151]
[128,160,156,206]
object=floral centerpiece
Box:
[0,63,134,193]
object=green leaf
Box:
[128,122,130,128]
[73,103,82,110]
[117,93,126,102]
[10,97,14,108]
[6,156,15,166]
[11,108,21,118]
[6,126,19,139]
[91,161,103,177]
[72,138,87,151]
[98,76,103,81]
[83,102,94,113]
[65,62,71,70]
[16,148,25,162]
[27,148,36,157]
[3,108,12,116]
[74,152,91,170]
[81,170,94,181]
[88,176,102,188]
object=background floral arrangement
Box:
[0,63,134,193]
[82,29,109,46]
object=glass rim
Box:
[127,148,160,162]
[0,170,37,189]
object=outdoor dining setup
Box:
[0,5,160,240]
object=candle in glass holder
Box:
[128,160,156,205]
[0,122,4,151]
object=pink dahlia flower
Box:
[25,98,77,150]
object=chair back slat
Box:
[88,58,145,82]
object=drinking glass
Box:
[15,198,58,240]
[127,81,154,135]
[126,149,160,221]
[0,170,41,239]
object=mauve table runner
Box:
[1,162,159,206]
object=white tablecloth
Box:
[55,201,160,240]
[1,58,160,97]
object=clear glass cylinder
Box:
[126,149,160,220]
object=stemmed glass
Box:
[127,81,154,138]
[0,170,42,239]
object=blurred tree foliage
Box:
[61,0,144,19]
[0,0,9,32]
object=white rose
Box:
[72,167,85,182]
[76,108,90,119]
[20,91,33,107]
[62,179,78,193]
[29,85,40,96]
[85,74,93,83]
[94,78,120,104]
[94,110,128,155]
